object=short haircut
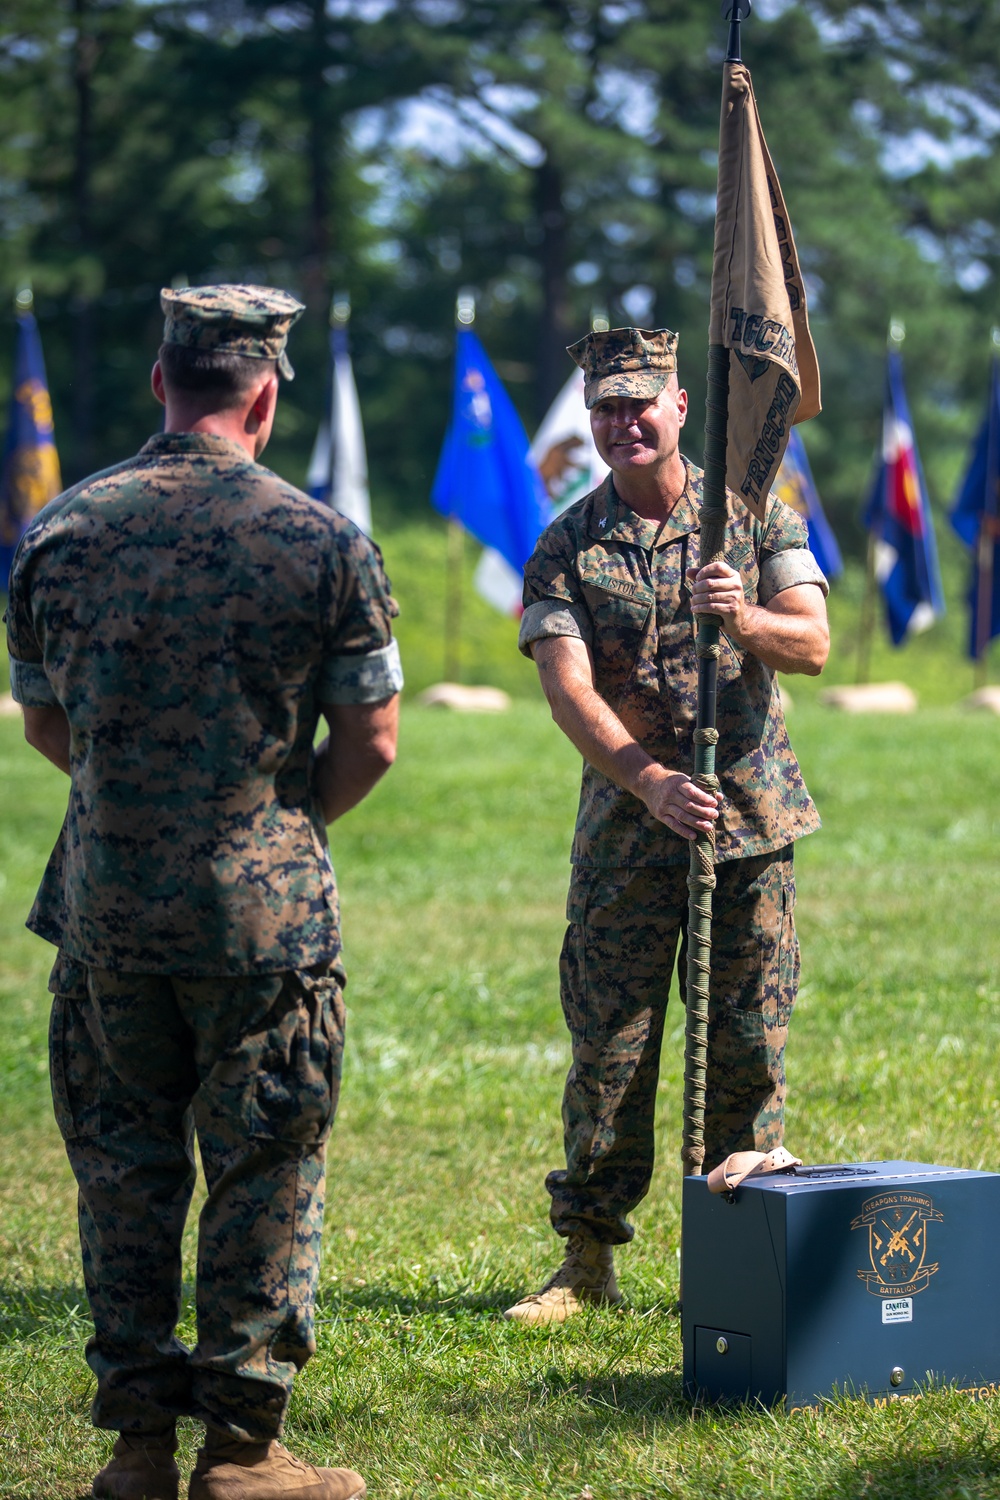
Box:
[158,342,276,409]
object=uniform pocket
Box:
[48,956,102,1142]
[251,969,346,1146]
[579,566,654,709]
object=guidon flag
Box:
[710,61,821,521]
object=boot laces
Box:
[534,1233,603,1295]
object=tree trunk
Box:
[72,0,96,479]
[302,0,332,311]
[533,154,572,421]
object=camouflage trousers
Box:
[547,847,798,1244]
[47,951,346,1442]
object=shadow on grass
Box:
[804,1449,1000,1500]
[315,1279,526,1320]
[314,1279,679,1323]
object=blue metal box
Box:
[682,1160,1000,1409]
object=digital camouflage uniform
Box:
[519,460,826,1244]
[6,290,402,1443]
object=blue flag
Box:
[950,357,1000,661]
[862,350,944,645]
[772,427,843,580]
[1,309,62,587]
[431,328,550,573]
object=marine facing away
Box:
[505,325,830,1326]
[5,284,402,1500]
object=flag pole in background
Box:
[444,290,476,683]
[950,325,1000,688]
[858,319,944,681]
[684,0,821,1177]
[307,291,373,535]
[1,284,63,588]
[854,320,906,686]
[973,331,1000,685]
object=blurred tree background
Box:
[1,0,999,551]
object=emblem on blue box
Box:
[852,1190,944,1297]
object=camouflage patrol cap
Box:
[160,283,305,380]
[567,326,679,409]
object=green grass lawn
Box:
[1,695,999,1498]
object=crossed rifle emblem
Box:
[874,1209,922,1267]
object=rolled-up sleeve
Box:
[317,638,403,704]
[519,521,592,658]
[759,547,829,603]
[9,655,59,707]
[518,599,592,656]
[319,521,403,702]
[758,494,830,603]
[5,534,58,706]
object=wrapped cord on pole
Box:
[682,340,730,1177]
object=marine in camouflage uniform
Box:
[505,327,829,1326]
[6,286,398,1500]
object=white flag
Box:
[307,335,372,535]
[473,368,608,616]
[530,367,607,516]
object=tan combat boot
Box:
[188,1431,366,1500]
[504,1232,623,1326]
[91,1430,180,1500]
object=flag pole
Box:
[855,531,877,685]
[681,0,751,1178]
[856,319,904,685]
[444,291,476,683]
[973,330,1000,687]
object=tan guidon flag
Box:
[710,62,821,521]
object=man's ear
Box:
[151,361,166,406]
[248,373,279,431]
[675,385,689,426]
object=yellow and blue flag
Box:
[863,350,944,644]
[772,427,843,581]
[950,357,1000,661]
[431,328,550,572]
[1,307,61,586]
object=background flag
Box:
[710,61,821,521]
[432,328,550,573]
[863,349,944,644]
[772,427,843,580]
[473,367,607,615]
[949,356,1000,660]
[1,306,61,585]
[307,320,372,534]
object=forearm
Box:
[531,636,719,838]
[545,672,664,804]
[690,569,829,677]
[313,695,399,823]
[22,704,71,774]
[726,601,829,675]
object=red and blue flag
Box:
[1,305,62,587]
[950,356,1000,661]
[772,427,843,581]
[862,350,944,644]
